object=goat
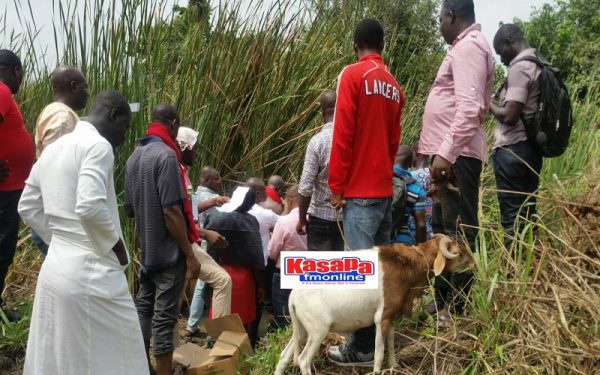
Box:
[274,234,475,375]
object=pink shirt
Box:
[419,23,494,163]
[268,208,308,268]
[494,48,541,148]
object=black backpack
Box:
[516,54,574,157]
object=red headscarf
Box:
[265,185,283,205]
[146,123,200,243]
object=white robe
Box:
[18,121,148,375]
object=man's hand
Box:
[331,194,346,209]
[256,287,266,303]
[430,155,453,182]
[212,196,230,206]
[186,256,201,280]
[0,160,10,184]
[203,229,228,249]
[296,217,308,235]
[112,239,129,266]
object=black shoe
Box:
[1,307,21,323]
[327,344,374,367]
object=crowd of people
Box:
[0,0,551,373]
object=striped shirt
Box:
[124,137,185,271]
[298,122,338,221]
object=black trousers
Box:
[307,215,344,251]
[433,156,482,314]
[493,141,543,244]
[0,190,22,306]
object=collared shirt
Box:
[249,204,280,265]
[268,208,308,268]
[35,102,79,157]
[329,53,404,198]
[19,121,126,265]
[494,48,541,149]
[0,81,34,191]
[196,185,219,226]
[419,23,494,163]
[124,136,185,271]
[298,122,338,221]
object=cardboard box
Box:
[174,314,254,375]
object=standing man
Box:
[418,0,493,320]
[125,104,201,375]
[32,66,89,257]
[489,24,543,245]
[297,90,344,252]
[19,90,148,374]
[327,19,404,367]
[0,50,34,322]
[35,66,89,156]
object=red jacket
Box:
[328,53,404,198]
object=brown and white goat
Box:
[274,234,475,375]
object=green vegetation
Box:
[1,0,599,373]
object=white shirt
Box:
[249,204,279,265]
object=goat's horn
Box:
[439,236,459,259]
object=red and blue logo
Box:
[283,256,375,283]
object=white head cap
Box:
[176,126,199,151]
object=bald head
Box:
[152,103,180,140]
[200,166,221,192]
[285,183,300,209]
[50,66,89,111]
[0,49,22,94]
[319,90,336,123]
[395,145,413,169]
[87,90,131,149]
[267,175,285,196]
[246,177,266,203]
[493,24,528,67]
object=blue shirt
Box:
[409,168,433,244]
[392,166,427,245]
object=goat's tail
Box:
[274,296,305,375]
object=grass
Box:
[1,0,600,373]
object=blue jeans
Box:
[30,228,48,258]
[186,280,206,332]
[343,198,392,353]
[269,271,291,330]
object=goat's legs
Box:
[274,340,295,375]
[382,318,397,368]
[374,320,384,372]
[298,329,328,375]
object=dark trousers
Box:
[136,258,186,356]
[307,215,344,251]
[433,156,482,315]
[269,271,291,330]
[493,141,543,244]
[0,190,22,306]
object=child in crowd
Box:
[409,139,433,243]
[392,145,428,245]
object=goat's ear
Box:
[434,252,446,276]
